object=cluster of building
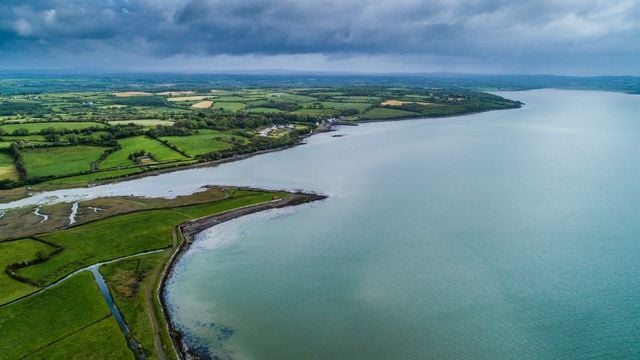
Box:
[258,124,295,137]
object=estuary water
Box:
[162,90,640,359]
[3,90,640,359]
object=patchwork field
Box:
[0,86,520,190]
[99,136,187,169]
[21,145,106,178]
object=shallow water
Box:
[163,90,640,359]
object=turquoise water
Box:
[164,90,640,359]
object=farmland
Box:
[99,136,187,169]
[0,85,520,191]
[0,187,297,359]
[21,145,106,178]
[0,271,131,360]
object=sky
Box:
[1,0,639,75]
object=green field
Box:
[101,250,173,359]
[0,272,131,360]
[22,145,106,178]
[160,129,236,156]
[0,121,105,134]
[214,102,247,111]
[318,101,374,112]
[24,316,134,360]
[0,152,18,180]
[100,136,187,169]
[0,238,57,304]
[360,107,421,120]
[107,119,174,127]
[21,146,105,177]
[248,107,286,113]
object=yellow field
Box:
[381,100,433,106]
[157,91,195,96]
[167,96,209,102]
[191,101,213,109]
[112,91,153,97]
[0,166,18,181]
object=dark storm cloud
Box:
[1,0,639,73]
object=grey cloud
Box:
[0,0,639,73]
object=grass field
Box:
[107,119,174,127]
[100,136,187,169]
[248,107,286,113]
[318,101,374,112]
[0,152,18,180]
[160,129,236,156]
[16,191,280,286]
[101,250,174,359]
[0,271,131,360]
[360,107,421,120]
[24,316,134,360]
[213,102,247,111]
[0,122,105,134]
[0,238,57,305]
[22,145,106,178]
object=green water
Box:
[165,90,640,359]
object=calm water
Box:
[3,90,639,359]
[163,90,640,359]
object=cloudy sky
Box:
[1,0,639,75]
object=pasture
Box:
[99,136,187,169]
[0,238,57,305]
[0,271,130,359]
[107,119,175,127]
[21,145,106,178]
[160,129,238,156]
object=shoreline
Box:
[157,191,327,360]
[0,104,521,205]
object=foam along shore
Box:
[159,191,327,359]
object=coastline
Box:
[0,103,522,204]
[157,191,327,360]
